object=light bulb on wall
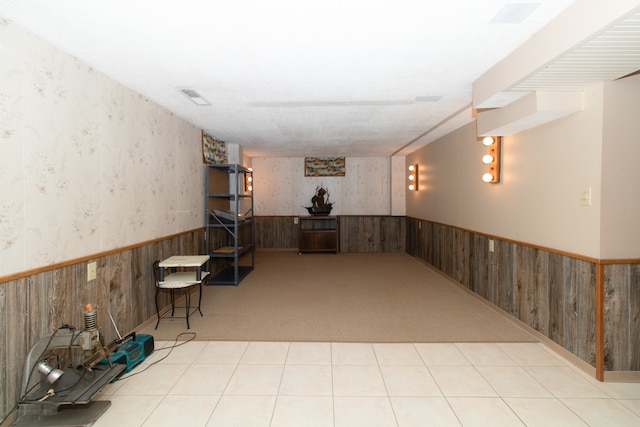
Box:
[479,136,501,184]
[482,136,495,146]
[245,168,253,192]
[407,164,418,191]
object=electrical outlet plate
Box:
[87,261,97,281]
[294,217,299,224]
[579,187,592,206]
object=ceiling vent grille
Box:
[180,89,210,105]
[513,9,640,91]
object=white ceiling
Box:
[1,0,638,157]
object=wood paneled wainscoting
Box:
[254,216,299,249]
[406,217,640,381]
[254,215,406,253]
[0,229,204,424]
[339,215,406,253]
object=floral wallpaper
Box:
[0,20,203,277]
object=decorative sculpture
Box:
[305,186,333,215]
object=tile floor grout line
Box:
[204,341,245,427]
[330,342,336,427]
[374,343,401,427]
[269,342,291,427]
[550,396,593,427]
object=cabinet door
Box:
[299,231,337,253]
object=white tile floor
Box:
[93,341,640,427]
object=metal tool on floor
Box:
[13,304,126,427]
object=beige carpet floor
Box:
[139,251,536,343]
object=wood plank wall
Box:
[339,216,406,253]
[406,217,640,372]
[604,263,640,371]
[254,215,406,253]
[0,230,204,424]
[255,216,299,249]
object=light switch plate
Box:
[87,261,97,281]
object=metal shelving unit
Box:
[204,164,254,285]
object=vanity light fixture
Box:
[408,164,418,191]
[245,168,253,192]
[481,136,501,184]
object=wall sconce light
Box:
[408,164,418,191]
[244,168,253,192]
[480,136,501,184]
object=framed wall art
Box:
[202,131,227,164]
[304,157,346,177]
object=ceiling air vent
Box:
[415,95,442,102]
[180,89,210,106]
[490,3,539,24]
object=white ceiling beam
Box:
[477,91,584,136]
[473,0,640,109]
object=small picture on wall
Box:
[202,131,227,164]
[304,157,346,177]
